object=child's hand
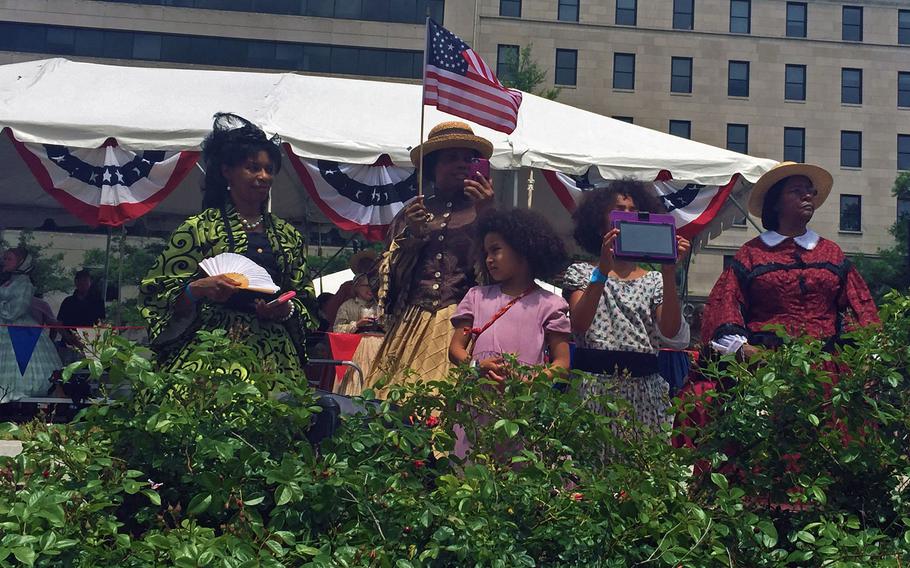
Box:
[478,357,507,382]
[598,228,619,275]
[674,235,691,265]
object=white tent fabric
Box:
[313,269,355,296]
[0,58,776,184]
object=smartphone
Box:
[469,157,490,180]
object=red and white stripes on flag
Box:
[423,19,523,134]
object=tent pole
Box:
[512,171,519,208]
[101,227,112,311]
[728,194,762,232]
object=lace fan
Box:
[198,252,280,294]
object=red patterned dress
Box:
[674,230,879,448]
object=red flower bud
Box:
[403,526,412,534]
[42,469,49,478]
[425,415,440,428]
[571,492,583,502]
[413,460,425,469]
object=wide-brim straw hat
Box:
[349,249,378,273]
[409,121,494,168]
[747,161,833,217]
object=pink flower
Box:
[148,479,164,490]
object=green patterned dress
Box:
[140,205,316,377]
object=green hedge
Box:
[1,293,909,567]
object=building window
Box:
[558,0,579,22]
[899,134,910,171]
[496,45,519,84]
[784,64,806,101]
[671,57,693,93]
[0,21,424,78]
[730,0,750,34]
[900,72,910,108]
[669,120,691,139]
[49,0,445,24]
[673,0,694,30]
[839,195,862,232]
[555,48,577,86]
[784,127,806,162]
[616,0,637,26]
[840,130,862,168]
[842,6,862,41]
[841,68,863,104]
[899,196,910,219]
[726,124,748,154]
[786,2,807,38]
[613,53,636,90]
[728,60,750,97]
[500,0,521,17]
[900,10,910,45]
[613,116,634,123]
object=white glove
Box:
[710,334,748,355]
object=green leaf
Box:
[12,547,36,567]
[796,530,816,544]
[244,496,265,506]
[142,490,161,506]
[807,413,820,427]
[710,473,728,491]
[276,486,292,507]
[186,493,212,516]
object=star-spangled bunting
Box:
[424,19,523,134]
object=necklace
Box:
[239,214,263,231]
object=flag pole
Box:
[417,15,430,198]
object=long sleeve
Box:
[333,299,363,333]
[839,265,880,329]
[270,218,318,355]
[0,276,35,322]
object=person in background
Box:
[57,269,105,329]
[0,247,62,402]
[333,275,385,396]
[563,180,691,438]
[323,249,378,328]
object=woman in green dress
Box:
[140,114,316,376]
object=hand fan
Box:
[198,253,280,294]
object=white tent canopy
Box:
[0,58,775,181]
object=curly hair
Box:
[571,179,666,257]
[760,178,790,231]
[476,208,568,281]
[200,113,283,211]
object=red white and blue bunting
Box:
[285,145,417,241]
[540,169,740,241]
[6,130,199,227]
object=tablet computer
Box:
[610,211,678,264]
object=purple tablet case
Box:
[609,210,678,264]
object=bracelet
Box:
[589,267,608,285]
[279,300,296,323]
[184,282,197,303]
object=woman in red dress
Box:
[676,162,879,447]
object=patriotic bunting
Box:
[540,169,742,241]
[7,130,198,227]
[285,146,418,241]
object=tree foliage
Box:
[499,45,561,101]
[0,294,909,566]
[852,172,910,300]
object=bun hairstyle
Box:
[200,113,283,211]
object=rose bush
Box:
[0,293,908,566]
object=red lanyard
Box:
[463,285,537,340]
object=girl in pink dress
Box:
[449,209,571,379]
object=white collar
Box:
[759,229,820,250]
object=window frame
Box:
[728,60,750,97]
[842,5,863,42]
[496,44,520,85]
[615,0,637,26]
[558,0,579,22]
[671,56,693,94]
[555,48,578,86]
[784,127,806,163]
[726,123,749,154]
[841,67,863,105]
[784,64,806,101]
[729,0,751,34]
[786,2,807,38]
[499,0,521,17]
[900,10,910,45]
[899,134,910,171]
[840,130,863,168]
[669,119,692,139]
[672,0,694,30]
[613,52,636,90]
[900,72,910,108]
[839,194,862,233]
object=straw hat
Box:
[349,249,378,273]
[409,121,493,167]
[747,162,833,217]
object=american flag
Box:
[424,19,523,134]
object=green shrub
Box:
[0,294,909,566]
